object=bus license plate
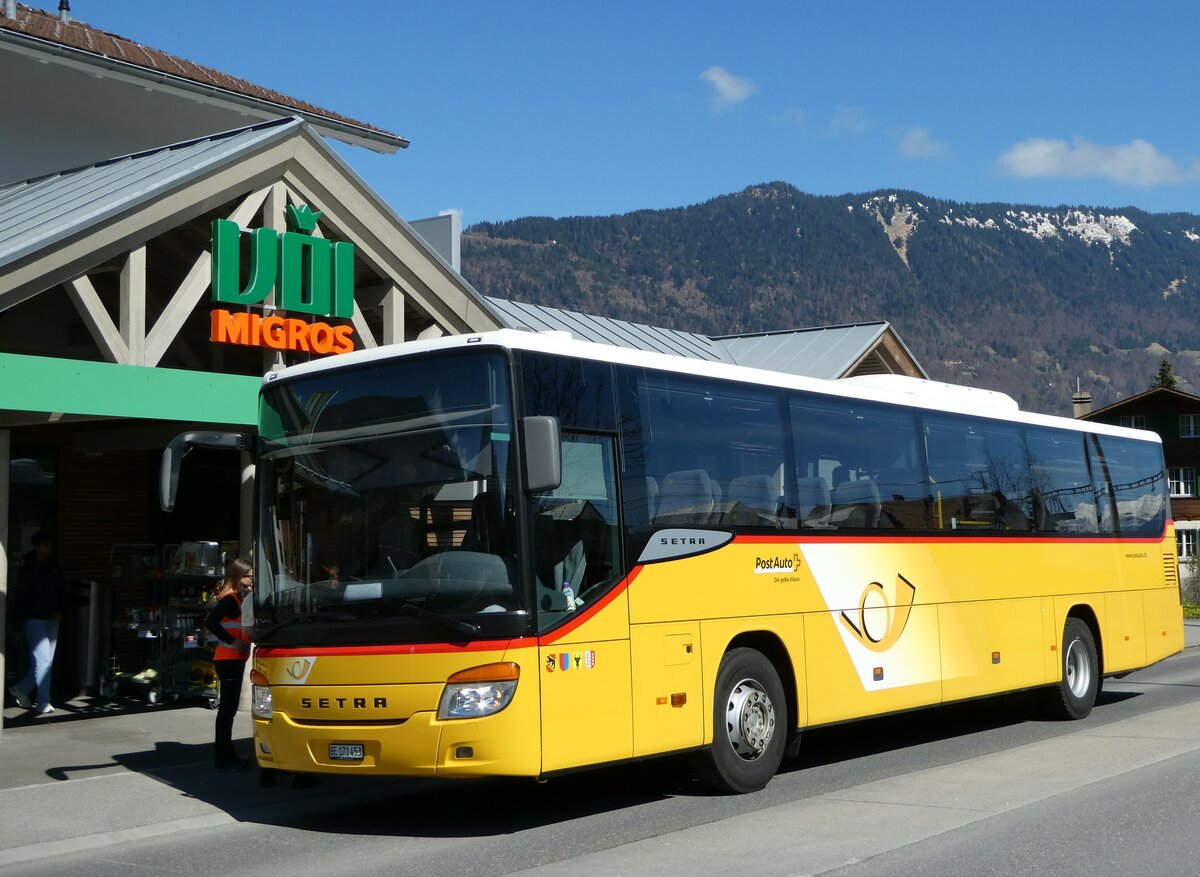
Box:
[328,743,364,762]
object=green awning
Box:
[0,352,260,424]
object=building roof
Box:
[486,298,925,380]
[0,3,407,153]
[0,118,300,276]
[0,117,503,347]
[1082,385,1200,421]
[486,297,733,363]
[715,323,925,381]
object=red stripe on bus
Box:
[255,639,533,658]
[538,566,642,645]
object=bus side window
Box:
[635,369,788,532]
[791,395,925,530]
[1026,430,1099,534]
[1094,434,1168,536]
[924,415,1029,532]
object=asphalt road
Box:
[9,649,1200,877]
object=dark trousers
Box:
[214,659,246,765]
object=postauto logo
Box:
[210,204,356,355]
[754,553,801,574]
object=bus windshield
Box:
[255,350,529,645]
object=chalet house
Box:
[1081,387,1200,575]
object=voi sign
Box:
[210,204,356,354]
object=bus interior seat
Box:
[796,476,832,527]
[727,474,779,514]
[656,468,716,524]
[534,511,587,611]
[829,477,881,528]
[462,490,507,555]
[396,550,513,609]
[372,511,423,576]
[1000,495,1032,530]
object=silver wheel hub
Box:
[1064,638,1091,698]
[725,677,775,761]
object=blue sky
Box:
[82,1,1200,225]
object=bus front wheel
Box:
[694,647,786,793]
[1040,617,1099,720]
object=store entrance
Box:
[5,421,244,708]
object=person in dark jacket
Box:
[205,557,253,770]
[9,531,66,715]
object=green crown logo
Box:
[286,204,322,234]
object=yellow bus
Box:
[234,329,1183,793]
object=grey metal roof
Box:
[487,297,734,363]
[486,299,922,379]
[0,117,303,271]
[716,323,892,380]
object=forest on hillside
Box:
[461,182,1200,415]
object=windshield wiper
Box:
[256,605,352,639]
[388,598,481,636]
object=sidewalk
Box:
[1,620,1197,869]
[0,695,420,869]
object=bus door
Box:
[1089,433,1157,672]
[538,597,633,772]
[532,432,633,772]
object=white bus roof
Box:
[264,329,1159,444]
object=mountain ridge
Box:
[460,182,1200,416]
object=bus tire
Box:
[1040,617,1099,720]
[694,647,786,794]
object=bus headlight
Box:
[250,668,273,720]
[438,662,520,720]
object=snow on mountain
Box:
[858,195,1152,265]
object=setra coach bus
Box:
[163,328,1185,793]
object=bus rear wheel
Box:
[694,647,786,794]
[1040,617,1099,720]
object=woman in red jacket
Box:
[205,557,253,771]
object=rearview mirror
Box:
[520,416,561,493]
[160,431,249,511]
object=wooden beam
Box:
[120,245,147,365]
[66,274,129,363]
[350,302,378,349]
[382,285,404,345]
[144,187,270,367]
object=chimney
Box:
[58,0,69,23]
[3,1,16,20]
[1072,378,1093,418]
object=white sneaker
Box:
[8,685,31,710]
[36,704,54,716]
